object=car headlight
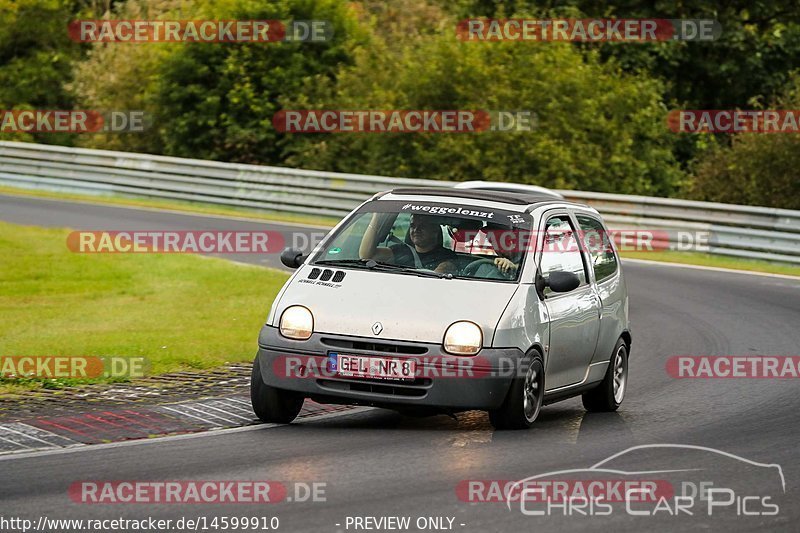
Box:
[280,305,314,340]
[443,321,483,355]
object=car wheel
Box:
[582,338,628,412]
[489,355,544,430]
[250,354,304,423]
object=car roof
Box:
[453,180,565,199]
[384,187,584,210]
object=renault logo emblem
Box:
[372,322,383,335]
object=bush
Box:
[0,0,84,145]
[689,75,800,209]
[282,28,684,196]
[152,0,366,163]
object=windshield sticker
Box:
[362,200,532,229]
[401,203,495,219]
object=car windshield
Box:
[312,199,533,281]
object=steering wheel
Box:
[462,258,507,279]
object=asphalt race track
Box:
[1,193,799,532]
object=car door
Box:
[575,212,626,364]
[537,212,601,389]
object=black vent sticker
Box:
[298,268,344,289]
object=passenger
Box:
[360,213,458,274]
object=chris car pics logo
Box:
[504,444,784,518]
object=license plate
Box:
[332,353,416,380]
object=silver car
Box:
[251,187,631,429]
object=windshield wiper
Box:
[314,258,453,279]
[314,259,372,268]
[362,259,454,279]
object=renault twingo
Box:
[252,187,630,429]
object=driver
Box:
[476,224,524,277]
[493,229,524,275]
[360,214,458,274]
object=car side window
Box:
[380,213,410,247]
[576,214,618,283]
[538,215,587,296]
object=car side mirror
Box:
[544,271,581,293]
[280,248,306,269]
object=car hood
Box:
[272,266,519,345]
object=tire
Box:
[489,355,544,430]
[250,354,304,423]
[582,338,628,412]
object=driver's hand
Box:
[435,260,458,275]
[494,257,517,274]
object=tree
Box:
[152,0,367,163]
[0,0,84,144]
[688,75,800,209]
[444,0,800,110]
[282,24,684,196]
[70,0,187,153]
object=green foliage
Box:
[70,0,187,153]
[1,0,799,207]
[0,0,84,144]
[442,1,800,173]
[446,1,800,110]
[688,76,800,209]
[152,0,367,163]
[282,28,683,196]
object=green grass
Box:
[0,185,340,228]
[0,221,289,394]
[620,250,800,277]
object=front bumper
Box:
[256,326,521,411]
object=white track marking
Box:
[623,258,800,280]
[0,423,79,450]
[199,401,253,422]
[211,399,256,415]
[159,405,219,425]
[0,191,332,230]
[176,403,241,425]
[225,397,253,407]
[0,407,373,461]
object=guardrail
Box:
[1,141,799,264]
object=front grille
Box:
[317,377,431,398]
[321,338,428,355]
